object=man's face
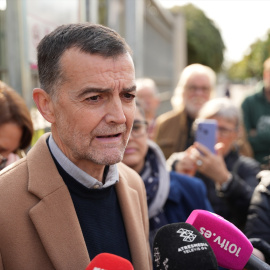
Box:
[49,48,136,171]
[137,87,159,117]
[183,74,212,118]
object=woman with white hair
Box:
[171,97,260,231]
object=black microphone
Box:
[153,222,218,270]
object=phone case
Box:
[195,119,217,154]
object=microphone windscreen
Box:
[186,209,253,270]
[85,253,134,270]
[153,222,218,270]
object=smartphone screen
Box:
[195,119,217,154]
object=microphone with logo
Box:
[152,222,218,269]
[85,253,134,270]
[186,209,270,270]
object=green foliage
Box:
[170,4,225,72]
[227,30,270,81]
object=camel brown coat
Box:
[154,107,188,160]
[0,133,152,270]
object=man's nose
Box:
[105,98,126,124]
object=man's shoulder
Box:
[242,82,264,105]
[156,109,184,126]
[117,162,141,180]
[0,158,30,204]
[117,162,144,189]
[0,158,28,185]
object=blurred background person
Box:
[136,78,160,140]
[154,63,216,160]
[155,63,253,168]
[122,101,213,249]
[0,80,34,170]
[169,97,260,231]
[245,170,270,264]
[241,57,270,167]
[224,83,231,98]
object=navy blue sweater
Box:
[53,157,132,262]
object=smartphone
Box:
[195,119,217,154]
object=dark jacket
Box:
[245,170,270,242]
[245,170,270,264]
[197,150,260,231]
[164,171,213,223]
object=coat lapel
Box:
[27,134,90,269]
[116,164,151,270]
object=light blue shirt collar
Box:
[48,135,119,189]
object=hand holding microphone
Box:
[186,209,270,270]
[85,253,134,270]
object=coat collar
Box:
[27,133,150,269]
[27,133,90,269]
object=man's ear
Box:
[32,88,55,124]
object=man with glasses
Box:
[154,64,216,160]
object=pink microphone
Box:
[85,253,134,270]
[186,209,270,270]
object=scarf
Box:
[140,140,170,234]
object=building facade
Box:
[0,0,186,116]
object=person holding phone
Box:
[122,101,213,252]
[169,97,260,231]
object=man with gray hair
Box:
[154,63,216,160]
[0,23,152,270]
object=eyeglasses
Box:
[0,154,7,170]
[131,120,148,138]
[186,85,211,94]
[217,126,237,137]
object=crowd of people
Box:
[0,22,270,269]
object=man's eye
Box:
[123,93,135,100]
[86,95,100,101]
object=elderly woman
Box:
[170,97,260,230]
[122,102,213,249]
[0,80,33,170]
